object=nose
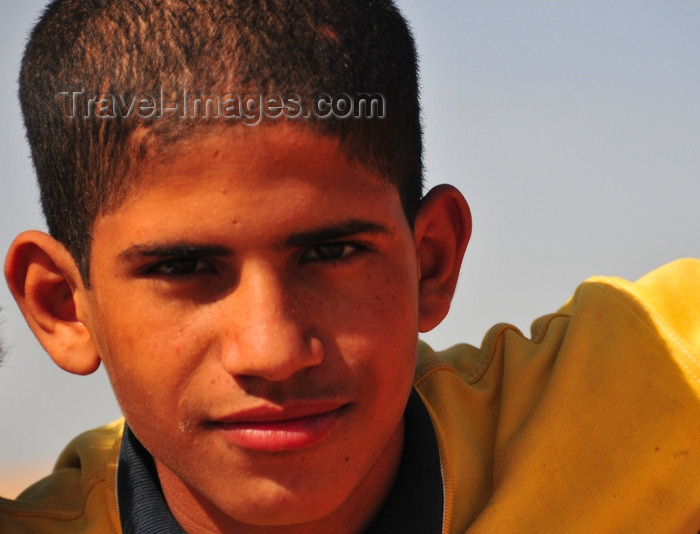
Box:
[220,262,324,382]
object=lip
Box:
[209,402,349,452]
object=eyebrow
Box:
[118,243,232,261]
[117,220,389,261]
[282,220,389,248]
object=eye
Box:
[301,242,360,262]
[145,257,216,277]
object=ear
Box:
[4,230,100,375]
[414,185,472,332]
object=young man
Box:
[1,1,698,533]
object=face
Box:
[81,124,422,531]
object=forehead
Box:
[93,123,405,246]
[131,123,393,197]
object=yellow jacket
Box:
[1,259,699,533]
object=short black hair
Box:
[20,0,423,282]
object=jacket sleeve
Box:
[417,259,700,534]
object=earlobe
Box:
[4,231,101,375]
[414,185,472,332]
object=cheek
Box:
[94,309,213,418]
[330,261,420,375]
[345,258,419,333]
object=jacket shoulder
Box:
[0,419,124,533]
[416,258,700,385]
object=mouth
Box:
[208,402,350,452]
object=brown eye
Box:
[313,243,347,260]
[302,242,358,262]
[147,257,215,277]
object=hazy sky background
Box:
[0,1,698,496]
